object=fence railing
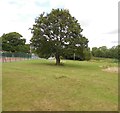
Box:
[0,52,32,62]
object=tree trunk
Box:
[55,54,60,65]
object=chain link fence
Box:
[0,51,32,62]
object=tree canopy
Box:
[1,32,30,53]
[92,45,120,60]
[30,9,89,65]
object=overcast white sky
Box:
[0,0,119,48]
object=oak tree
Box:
[30,9,89,65]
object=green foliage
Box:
[30,9,89,64]
[18,44,30,53]
[0,36,2,51]
[83,47,91,60]
[92,45,120,60]
[1,32,30,53]
[63,46,91,61]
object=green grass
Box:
[2,59,118,111]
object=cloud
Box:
[104,29,119,34]
[0,0,119,48]
[111,41,119,44]
[34,0,50,7]
[0,0,65,42]
[79,20,91,28]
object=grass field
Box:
[2,59,118,111]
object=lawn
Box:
[2,59,118,111]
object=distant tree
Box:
[92,45,120,60]
[111,46,119,59]
[1,32,26,52]
[92,47,98,57]
[118,45,120,60]
[99,46,108,57]
[18,44,30,53]
[83,47,91,60]
[62,36,89,61]
[30,9,89,65]
[0,36,2,51]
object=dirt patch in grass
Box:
[102,67,118,73]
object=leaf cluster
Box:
[30,9,89,58]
